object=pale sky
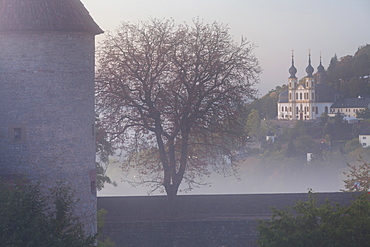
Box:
[82,0,370,95]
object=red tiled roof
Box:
[0,0,103,34]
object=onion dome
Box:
[289,53,297,78]
[305,52,314,77]
[317,55,325,73]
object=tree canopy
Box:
[96,19,260,213]
[327,44,370,97]
[258,192,370,247]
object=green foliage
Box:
[342,158,370,192]
[246,109,261,138]
[323,113,352,141]
[96,117,117,191]
[327,44,370,96]
[0,180,96,247]
[248,85,286,119]
[97,209,115,247]
[356,108,370,119]
[258,192,370,247]
[294,135,317,156]
[344,138,362,154]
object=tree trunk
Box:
[166,188,177,218]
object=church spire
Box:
[317,52,326,84]
[289,50,297,79]
[305,49,314,78]
[317,53,325,73]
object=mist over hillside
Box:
[98,45,370,197]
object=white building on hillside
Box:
[359,134,370,148]
[277,53,370,121]
[330,96,370,118]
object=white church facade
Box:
[278,53,341,121]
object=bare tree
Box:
[96,19,260,214]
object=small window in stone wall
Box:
[9,125,26,142]
[91,181,96,195]
[14,128,22,140]
[90,170,97,195]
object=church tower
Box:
[304,51,316,120]
[288,52,298,119]
[0,0,103,235]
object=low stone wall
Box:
[97,193,357,246]
[102,220,259,247]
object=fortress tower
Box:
[0,0,103,234]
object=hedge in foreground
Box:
[0,180,96,247]
[257,192,370,247]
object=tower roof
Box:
[317,55,325,73]
[0,0,103,34]
[305,51,314,78]
[288,52,297,79]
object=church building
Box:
[277,53,341,121]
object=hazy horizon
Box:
[98,155,347,196]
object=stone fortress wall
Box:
[98,192,357,247]
[0,0,102,235]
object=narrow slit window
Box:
[91,181,96,195]
[14,128,22,141]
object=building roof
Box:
[315,83,341,103]
[331,97,370,108]
[277,89,289,103]
[0,0,103,34]
[278,83,341,104]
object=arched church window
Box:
[300,93,302,100]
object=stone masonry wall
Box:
[0,31,97,234]
[98,193,357,246]
[103,220,260,247]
